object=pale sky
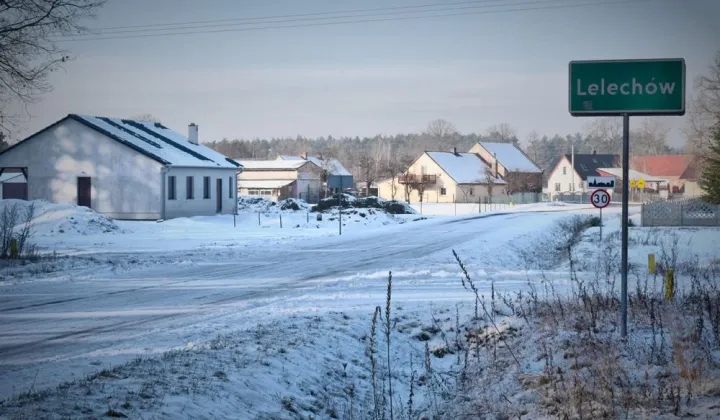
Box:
[8,0,720,147]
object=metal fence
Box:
[551,191,666,205]
[641,197,720,227]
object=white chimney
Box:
[188,123,198,145]
[452,147,457,155]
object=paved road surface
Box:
[0,210,575,399]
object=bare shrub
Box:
[0,202,36,259]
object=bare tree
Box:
[633,119,671,156]
[584,117,623,154]
[486,123,519,144]
[0,131,9,151]
[425,119,457,145]
[382,151,413,201]
[356,151,378,197]
[0,0,106,130]
[484,169,497,203]
[685,51,720,154]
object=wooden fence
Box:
[641,198,720,227]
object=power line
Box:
[70,0,565,37]
[54,0,653,43]
[82,0,522,31]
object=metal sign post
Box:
[621,114,629,338]
[591,188,611,242]
[569,58,685,339]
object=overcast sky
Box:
[8,0,720,147]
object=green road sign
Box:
[569,58,685,116]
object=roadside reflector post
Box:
[648,253,656,275]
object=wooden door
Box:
[77,177,91,208]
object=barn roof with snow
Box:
[1,114,241,169]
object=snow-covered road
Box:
[0,209,591,399]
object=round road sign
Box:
[590,189,611,209]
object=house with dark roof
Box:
[0,114,242,220]
[546,152,620,196]
[376,148,506,203]
[469,141,544,193]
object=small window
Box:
[228,177,233,198]
[554,183,561,192]
[421,165,427,175]
[562,167,567,175]
[168,176,176,200]
[186,176,194,199]
[440,187,447,196]
[203,176,210,199]
[469,188,474,196]
[568,183,573,191]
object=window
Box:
[554,183,561,192]
[186,176,194,199]
[440,187,447,196]
[569,183,573,191]
[168,176,176,200]
[469,188,474,196]
[249,189,272,196]
[562,167,567,175]
[203,176,210,199]
[228,177,233,198]
[420,165,427,175]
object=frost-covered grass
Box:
[3,214,719,419]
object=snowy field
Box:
[0,198,718,419]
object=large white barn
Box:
[0,114,242,220]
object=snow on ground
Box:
[0,199,123,237]
[1,198,717,419]
[410,200,571,216]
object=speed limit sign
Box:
[590,189,611,209]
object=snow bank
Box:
[313,195,416,215]
[0,199,123,237]
[237,196,310,214]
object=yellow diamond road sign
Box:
[630,179,637,188]
[637,178,645,189]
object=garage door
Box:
[2,183,28,200]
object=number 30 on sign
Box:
[591,189,611,209]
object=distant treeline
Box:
[205,118,683,182]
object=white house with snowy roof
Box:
[469,141,544,193]
[377,148,506,203]
[0,114,242,220]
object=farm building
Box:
[377,148,506,203]
[234,158,323,203]
[277,154,353,196]
[0,114,241,220]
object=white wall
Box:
[547,157,584,195]
[0,118,164,219]
[296,163,322,200]
[164,167,237,219]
